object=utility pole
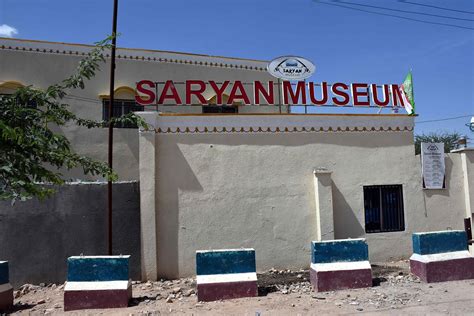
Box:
[107,0,119,256]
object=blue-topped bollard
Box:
[410,230,474,283]
[196,248,258,302]
[64,256,132,311]
[310,238,372,292]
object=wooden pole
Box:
[107,0,119,256]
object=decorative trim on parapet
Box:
[0,38,268,71]
[135,112,415,135]
[154,125,414,134]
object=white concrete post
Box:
[459,149,474,254]
[137,112,159,280]
[313,168,335,241]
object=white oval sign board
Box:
[267,56,315,80]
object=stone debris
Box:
[171,287,182,294]
[183,289,195,297]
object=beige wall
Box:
[0,38,275,181]
[136,113,471,279]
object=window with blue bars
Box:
[363,185,405,233]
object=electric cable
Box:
[398,0,474,15]
[333,0,474,22]
[416,114,474,124]
[313,0,474,30]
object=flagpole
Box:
[107,0,119,256]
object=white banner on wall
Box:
[421,142,445,189]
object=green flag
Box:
[401,71,415,115]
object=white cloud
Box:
[0,24,18,38]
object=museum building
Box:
[1,37,472,280]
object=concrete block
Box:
[412,230,467,255]
[64,256,132,311]
[64,281,131,311]
[67,256,130,281]
[310,262,372,292]
[410,251,474,283]
[0,262,13,311]
[196,249,256,275]
[0,262,8,285]
[0,284,13,311]
[311,239,368,264]
[196,249,258,302]
[196,274,258,302]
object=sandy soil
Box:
[5,260,474,315]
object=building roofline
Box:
[157,113,417,117]
[0,37,269,64]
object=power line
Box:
[416,114,473,124]
[313,0,474,30]
[333,0,474,22]
[398,0,474,15]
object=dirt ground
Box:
[4,260,474,315]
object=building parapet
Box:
[136,112,415,134]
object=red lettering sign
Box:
[371,84,390,107]
[134,79,412,111]
[135,80,155,105]
[209,81,230,104]
[283,81,306,105]
[309,82,328,105]
[331,83,349,106]
[158,80,182,104]
[254,81,274,105]
[351,83,370,106]
[185,80,207,105]
[228,81,250,105]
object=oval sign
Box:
[267,56,315,80]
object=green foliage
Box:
[414,132,462,155]
[0,36,148,203]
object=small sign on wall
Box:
[421,142,445,189]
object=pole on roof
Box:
[107,0,119,256]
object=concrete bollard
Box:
[64,256,132,311]
[310,239,372,292]
[196,249,258,302]
[0,261,13,311]
[410,230,474,283]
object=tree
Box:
[414,132,462,155]
[0,37,147,203]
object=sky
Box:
[1,0,473,136]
